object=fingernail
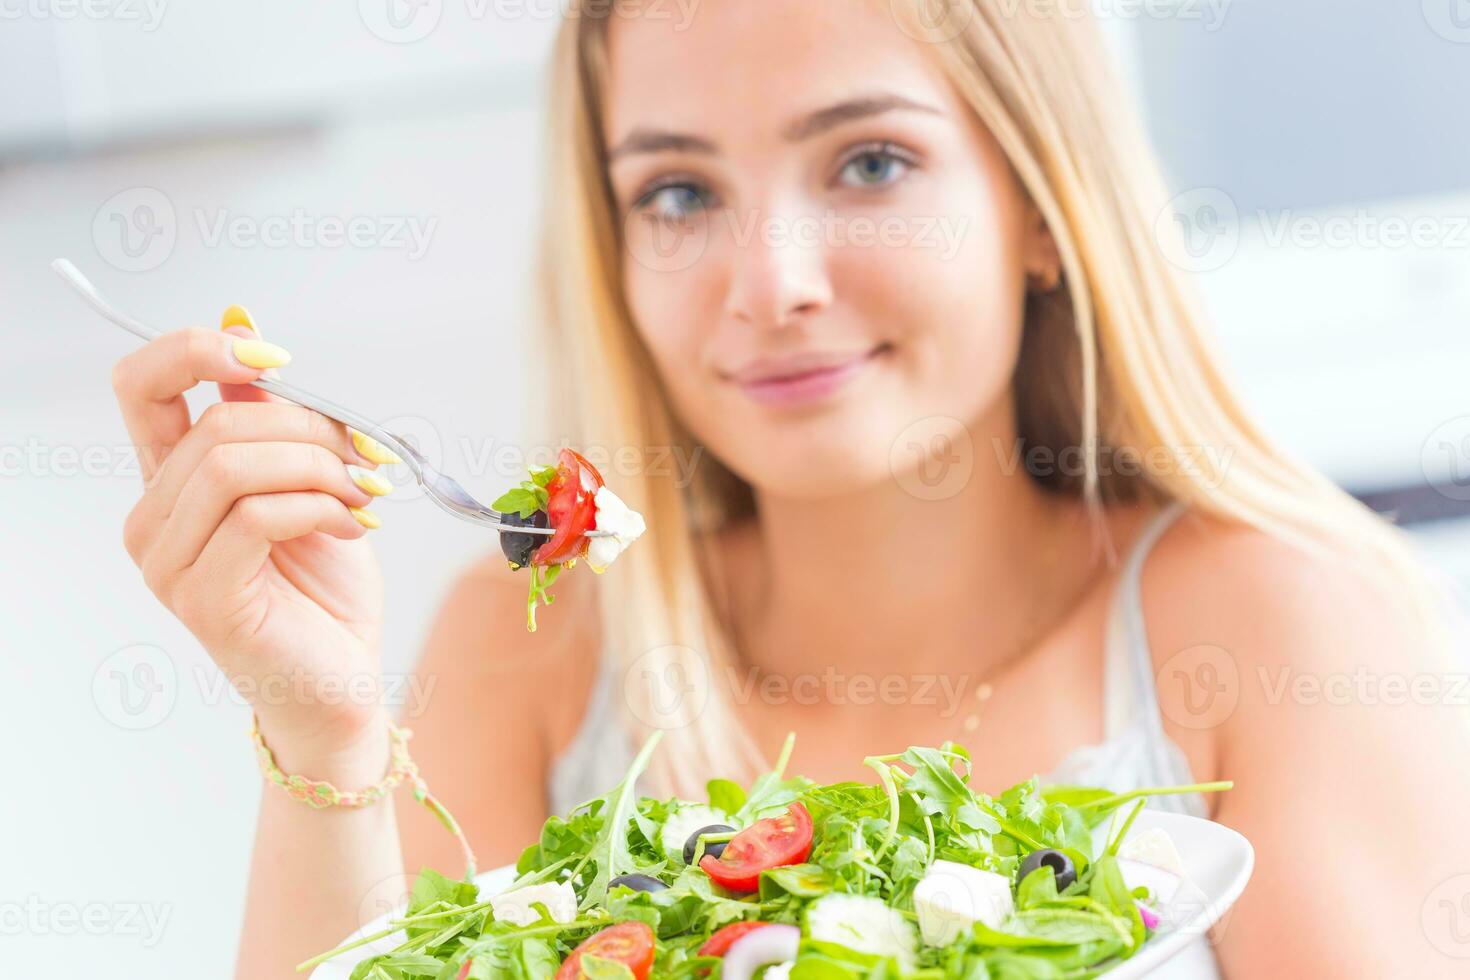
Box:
[347,465,393,497]
[351,430,403,466]
[221,305,259,336]
[349,506,382,529]
[232,338,292,369]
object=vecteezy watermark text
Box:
[0,0,167,30]
[0,897,171,947]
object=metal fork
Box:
[53,258,609,539]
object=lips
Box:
[728,345,888,408]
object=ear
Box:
[1022,201,1062,292]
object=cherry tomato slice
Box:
[534,449,605,566]
[698,803,813,893]
[554,921,655,980]
[698,921,775,957]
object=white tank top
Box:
[547,503,1221,978]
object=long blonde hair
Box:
[534,0,1446,796]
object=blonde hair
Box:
[535,0,1448,796]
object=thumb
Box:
[217,304,277,404]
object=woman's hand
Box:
[111,311,397,771]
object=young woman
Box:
[108,1,1468,977]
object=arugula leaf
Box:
[898,747,1000,836]
[525,563,562,633]
[735,733,813,821]
[577,732,665,910]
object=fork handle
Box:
[51,258,417,466]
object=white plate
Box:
[312,810,1251,979]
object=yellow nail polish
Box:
[232,338,292,369]
[221,305,259,335]
[349,506,382,529]
[348,465,393,497]
[351,430,403,466]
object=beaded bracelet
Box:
[251,716,478,878]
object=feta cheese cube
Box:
[586,486,646,572]
[1118,827,1186,877]
[490,881,577,927]
[913,860,1015,947]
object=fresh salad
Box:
[492,450,646,631]
[305,735,1230,979]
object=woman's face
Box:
[604,0,1052,499]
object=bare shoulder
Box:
[1134,516,1470,976]
[399,553,603,871]
[420,552,603,685]
[1122,507,1446,790]
[1139,508,1436,680]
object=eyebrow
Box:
[605,93,942,163]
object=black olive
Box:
[1018,848,1076,892]
[608,873,667,893]
[499,509,549,569]
[682,824,737,865]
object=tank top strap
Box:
[1102,502,1187,741]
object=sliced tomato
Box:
[555,922,655,980]
[533,449,605,566]
[699,803,813,893]
[455,959,474,980]
[698,921,775,957]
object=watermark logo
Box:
[1422,416,1470,501]
[93,187,177,273]
[372,414,445,502]
[623,645,712,731]
[1423,873,1470,958]
[890,416,974,501]
[1156,644,1239,730]
[624,206,710,274]
[92,643,177,731]
[1155,187,1240,274]
[1423,0,1470,43]
[891,0,975,44]
[91,187,438,271]
[357,873,418,934]
[359,0,443,43]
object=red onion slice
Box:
[722,923,800,980]
[1138,902,1161,930]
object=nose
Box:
[722,206,834,331]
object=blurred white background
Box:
[2,2,1469,976]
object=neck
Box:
[729,411,1098,679]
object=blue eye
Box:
[838,145,915,189]
[636,183,708,221]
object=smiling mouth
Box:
[731,343,892,408]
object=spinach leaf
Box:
[707,778,746,814]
